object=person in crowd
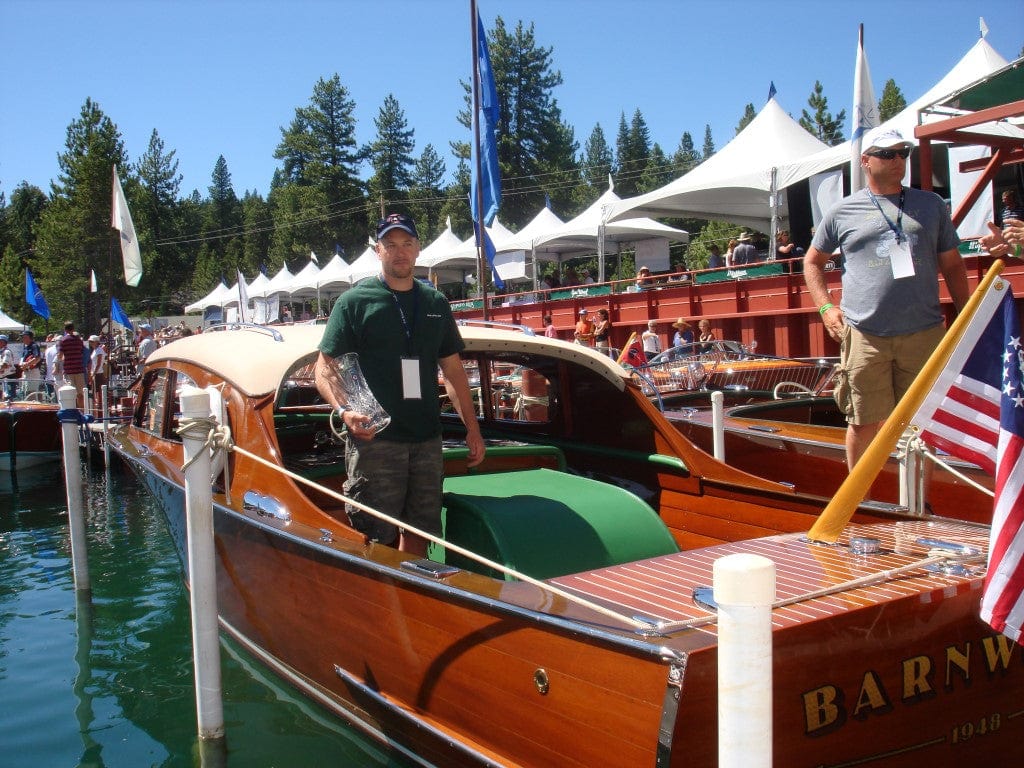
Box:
[724,238,738,268]
[641,319,661,356]
[57,321,87,409]
[19,330,44,395]
[671,318,694,348]
[582,269,596,285]
[635,266,655,289]
[282,305,293,323]
[697,319,716,349]
[88,335,107,411]
[707,244,725,269]
[981,216,1024,257]
[1000,189,1024,224]
[0,335,18,399]
[574,308,595,346]
[542,314,558,339]
[562,266,580,287]
[733,232,757,266]
[803,127,968,470]
[593,309,612,354]
[313,212,484,556]
[136,324,157,373]
[775,229,804,273]
[44,334,59,398]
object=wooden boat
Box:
[107,323,1023,767]
[663,394,994,523]
[636,339,834,400]
[1,396,61,470]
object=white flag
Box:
[90,269,98,293]
[111,166,143,287]
[237,270,250,324]
[850,25,878,193]
[980,17,989,39]
[310,250,318,265]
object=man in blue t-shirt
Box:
[803,128,969,470]
[314,213,485,555]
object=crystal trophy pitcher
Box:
[338,352,391,435]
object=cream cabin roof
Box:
[145,324,628,398]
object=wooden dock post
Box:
[59,385,90,593]
[179,386,225,743]
[714,553,775,768]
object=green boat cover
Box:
[439,467,678,580]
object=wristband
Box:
[818,302,834,316]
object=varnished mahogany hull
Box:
[1,402,61,469]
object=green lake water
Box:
[0,460,412,768]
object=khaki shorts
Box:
[834,324,945,426]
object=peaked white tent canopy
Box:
[346,246,382,284]
[254,265,294,298]
[415,218,516,277]
[184,281,231,314]
[283,258,323,299]
[611,37,1010,232]
[246,272,271,297]
[417,222,470,284]
[314,254,354,296]
[0,306,27,331]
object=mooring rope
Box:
[899,435,995,498]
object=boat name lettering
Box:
[802,633,1020,737]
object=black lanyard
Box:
[379,275,419,354]
[867,187,906,244]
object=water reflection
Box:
[0,461,411,767]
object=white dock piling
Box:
[101,385,111,467]
[59,385,90,593]
[711,390,725,461]
[714,553,775,768]
[180,387,225,741]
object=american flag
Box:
[910,281,1024,644]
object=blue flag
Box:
[471,7,503,290]
[111,296,134,330]
[25,269,50,320]
[767,81,777,101]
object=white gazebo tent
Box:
[415,219,515,287]
[534,183,689,282]
[184,281,231,314]
[490,206,565,286]
[314,253,354,305]
[0,306,27,332]
[255,265,294,298]
[346,246,382,285]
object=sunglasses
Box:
[867,147,911,160]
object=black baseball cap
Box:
[376,212,418,240]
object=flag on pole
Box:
[850,25,878,193]
[767,81,777,101]
[90,269,98,293]
[980,17,989,39]
[237,270,250,324]
[615,332,647,368]
[25,269,51,320]
[110,297,134,330]
[310,250,318,265]
[909,279,1024,645]
[471,4,504,291]
[112,165,143,287]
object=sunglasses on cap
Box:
[867,147,911,160]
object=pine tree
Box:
[408,144,447,242]
[365,94,416,207]
[33,98,129,329]
[456,17,579,227]
[274,74,367,255]
[735,104,756,135]
[135,129,183,312]
[800,81,846,146]
[637,143,673,194]
[672,132,700,176]
[877,79,907,122]
[702,124,716,160]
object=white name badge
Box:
[886,232,915,279]
[401,358,421,399]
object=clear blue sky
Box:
[2,0,1021,203]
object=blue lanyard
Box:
[379,275,419,353]
[867,187,906,244]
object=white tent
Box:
[254,264,294,298]
[417,221,469,284]
[283,258,322,299]
[184,281,231,314]
[535,183,689,280]
[610,37,1010,232]
[606,97,829,232]
[246,272,271,297]
[346,246,382,284]
[314,253,354,296]
[0,306,27,331]
[415,218,516,277]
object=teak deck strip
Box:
[549,519,989,635]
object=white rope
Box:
[228,442,655,633]
[176,415,233,473]
[912,439,995,498]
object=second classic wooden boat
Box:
[107,323,1023,767]
[1,397,61,470]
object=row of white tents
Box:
[187,35,1020,316]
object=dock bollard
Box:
[59,385,90,593]
[101,384,111,467]
[711,390,725,461]
[179,386,225,741]
[714,553,774,768]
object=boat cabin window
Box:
[135,370,171,437]
[168,372,198,443]
[443,353,556,424]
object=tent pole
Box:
[769,167,779,260]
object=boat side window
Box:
[135,369,170,438]
[168,372,198,443]
[489,355,554,424]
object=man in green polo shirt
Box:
[314,213,485,555]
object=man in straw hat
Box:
[671,318,694,348]
[733,232,757,266]
[803,127,969,470]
